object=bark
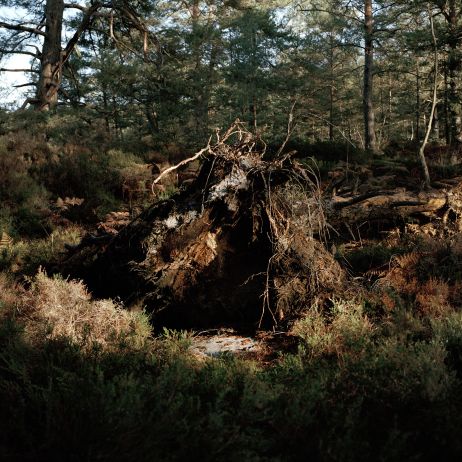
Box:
[415,60,421,141]
[444,65,451,144]
[34,0,101,111]
[191,0,204,135]
[432,105,440,140]
[330,189,448,226]
[363,0,378,152]
[329,32,335,142]
[36,0,65,111]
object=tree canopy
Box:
[0,0,461,149]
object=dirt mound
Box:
[58,122,346,329]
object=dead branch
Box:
[275,100,298,158]
[0,21,46,36]
[151,139,212,194]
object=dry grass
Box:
[0,270,151,352]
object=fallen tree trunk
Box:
[328,189,449,227]
[323,158,462,232]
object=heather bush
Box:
[0,138,50,236]
[0,270,151,352]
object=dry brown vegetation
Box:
[0,270,151,352]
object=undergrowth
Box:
[0,227,82,275]
[1,274,462,461]
[1,113,462,461]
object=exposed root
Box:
[59,121,346,329]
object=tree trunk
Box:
[415,59,421,141]
[36,0,64,111]
[363,0,378,152]
[444,65,451,144]
[329,32,335,141]
[447,1,462,144]
[432,105,440,141]
[418,7,438,190]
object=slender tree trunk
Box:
[447,0,462,144]
[363,0,378,152]
[415,60,421,141]
[102,86,111,134]
[204,40,218,131]
[36,0,64,111]
[191,0,203,137]
[190,0,212,140]
[249,22,258,133]
[329,32,335,141]
[388,74,392,140]
[419,7,438,189]
[433,105,440,140]
[444,65,451,144]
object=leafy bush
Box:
[291,300,374,359]
[1,291,462,461]
[37,148,121,219]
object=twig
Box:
[151,137,212,194]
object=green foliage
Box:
[0,137,51,236]
[1,290,462,461]
[0,227,81,275]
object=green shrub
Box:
[38,148,121,218]
[0,138,50,236]
[0,227,81,275]
[291,299,375,360]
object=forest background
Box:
[1,2,462,461]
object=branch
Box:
[275,100,297,158]
[333,191,396,208]
[64,3,88,11]
[0,48,38,58]
[0,21,46,36]
[20,97,39,110]
[418,5,438,189]
[13,82,36,88]
[0,68,39,73]
[296,5,363,25]
[61,2,102,64]
[152,142,211,194]
[25,44,42,55]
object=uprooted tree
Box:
[59,122,347,328]
[57,121,462,329]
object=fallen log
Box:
[325,174,462,233]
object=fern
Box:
[393,251,421,269]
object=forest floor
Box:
[2,125,462,460]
